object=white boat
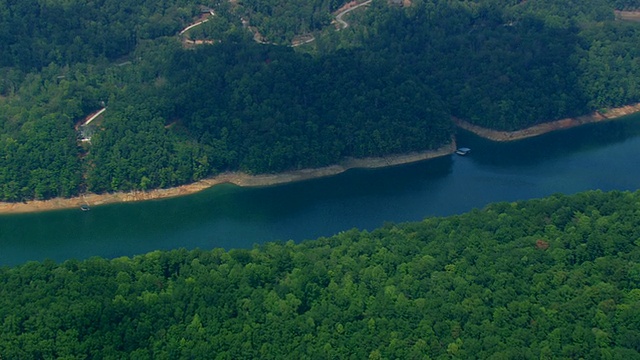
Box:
[456,147,471,156]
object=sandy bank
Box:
[6,101,639,215]
[453,103,640,141]
[0,142,455,215]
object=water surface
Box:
[2,115,640,266]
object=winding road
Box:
[178,10,215,35]
[180,1,371,48]
[335,0,372,30]
[76,3,370,136]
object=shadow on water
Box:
[3,114,640,266]
[0,155,453,265]
[88,154,455,225]
[456,113,640,168]
[227,154,455,218]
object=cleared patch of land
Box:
[615,10,640,22]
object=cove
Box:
[2,114,640,266]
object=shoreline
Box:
[3,101,640,215]
[0,142,456,215]
[453,103,640,141]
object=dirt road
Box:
[335,0,372,29]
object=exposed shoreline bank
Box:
[3,102,640,215]
[0,142,456,215]
[453,103,640,141]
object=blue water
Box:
[1,115,640,266]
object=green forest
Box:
[2,0,640,200]
[1,190,639,358]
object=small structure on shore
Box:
[76,107,106,143]
[456,147,471,156]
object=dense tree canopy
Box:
[1,190,639,358]
[0,0,203,71]
[337,0,640,129]
[2,2,640,357]
[239,0,349,43]
[3,0,640,200]
[612,0,640,10]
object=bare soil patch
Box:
[615,10,640,22]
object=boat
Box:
[456,147,471,156]
[80,204,91,211]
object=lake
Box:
[2,114,640,266]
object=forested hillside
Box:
[1,190,639,358]
[333,0,640,129]
[3,0,640,200]
[83,41,452,192]
[239,0,349,43]
[0,0,203,71]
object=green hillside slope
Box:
[1,190,639,358]
[3,0,640,200]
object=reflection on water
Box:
[458,115,640,167]
[1,113,640,266]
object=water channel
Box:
[2,114,640,266]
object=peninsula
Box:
[3,0,640,214]
[3,98,640,215]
